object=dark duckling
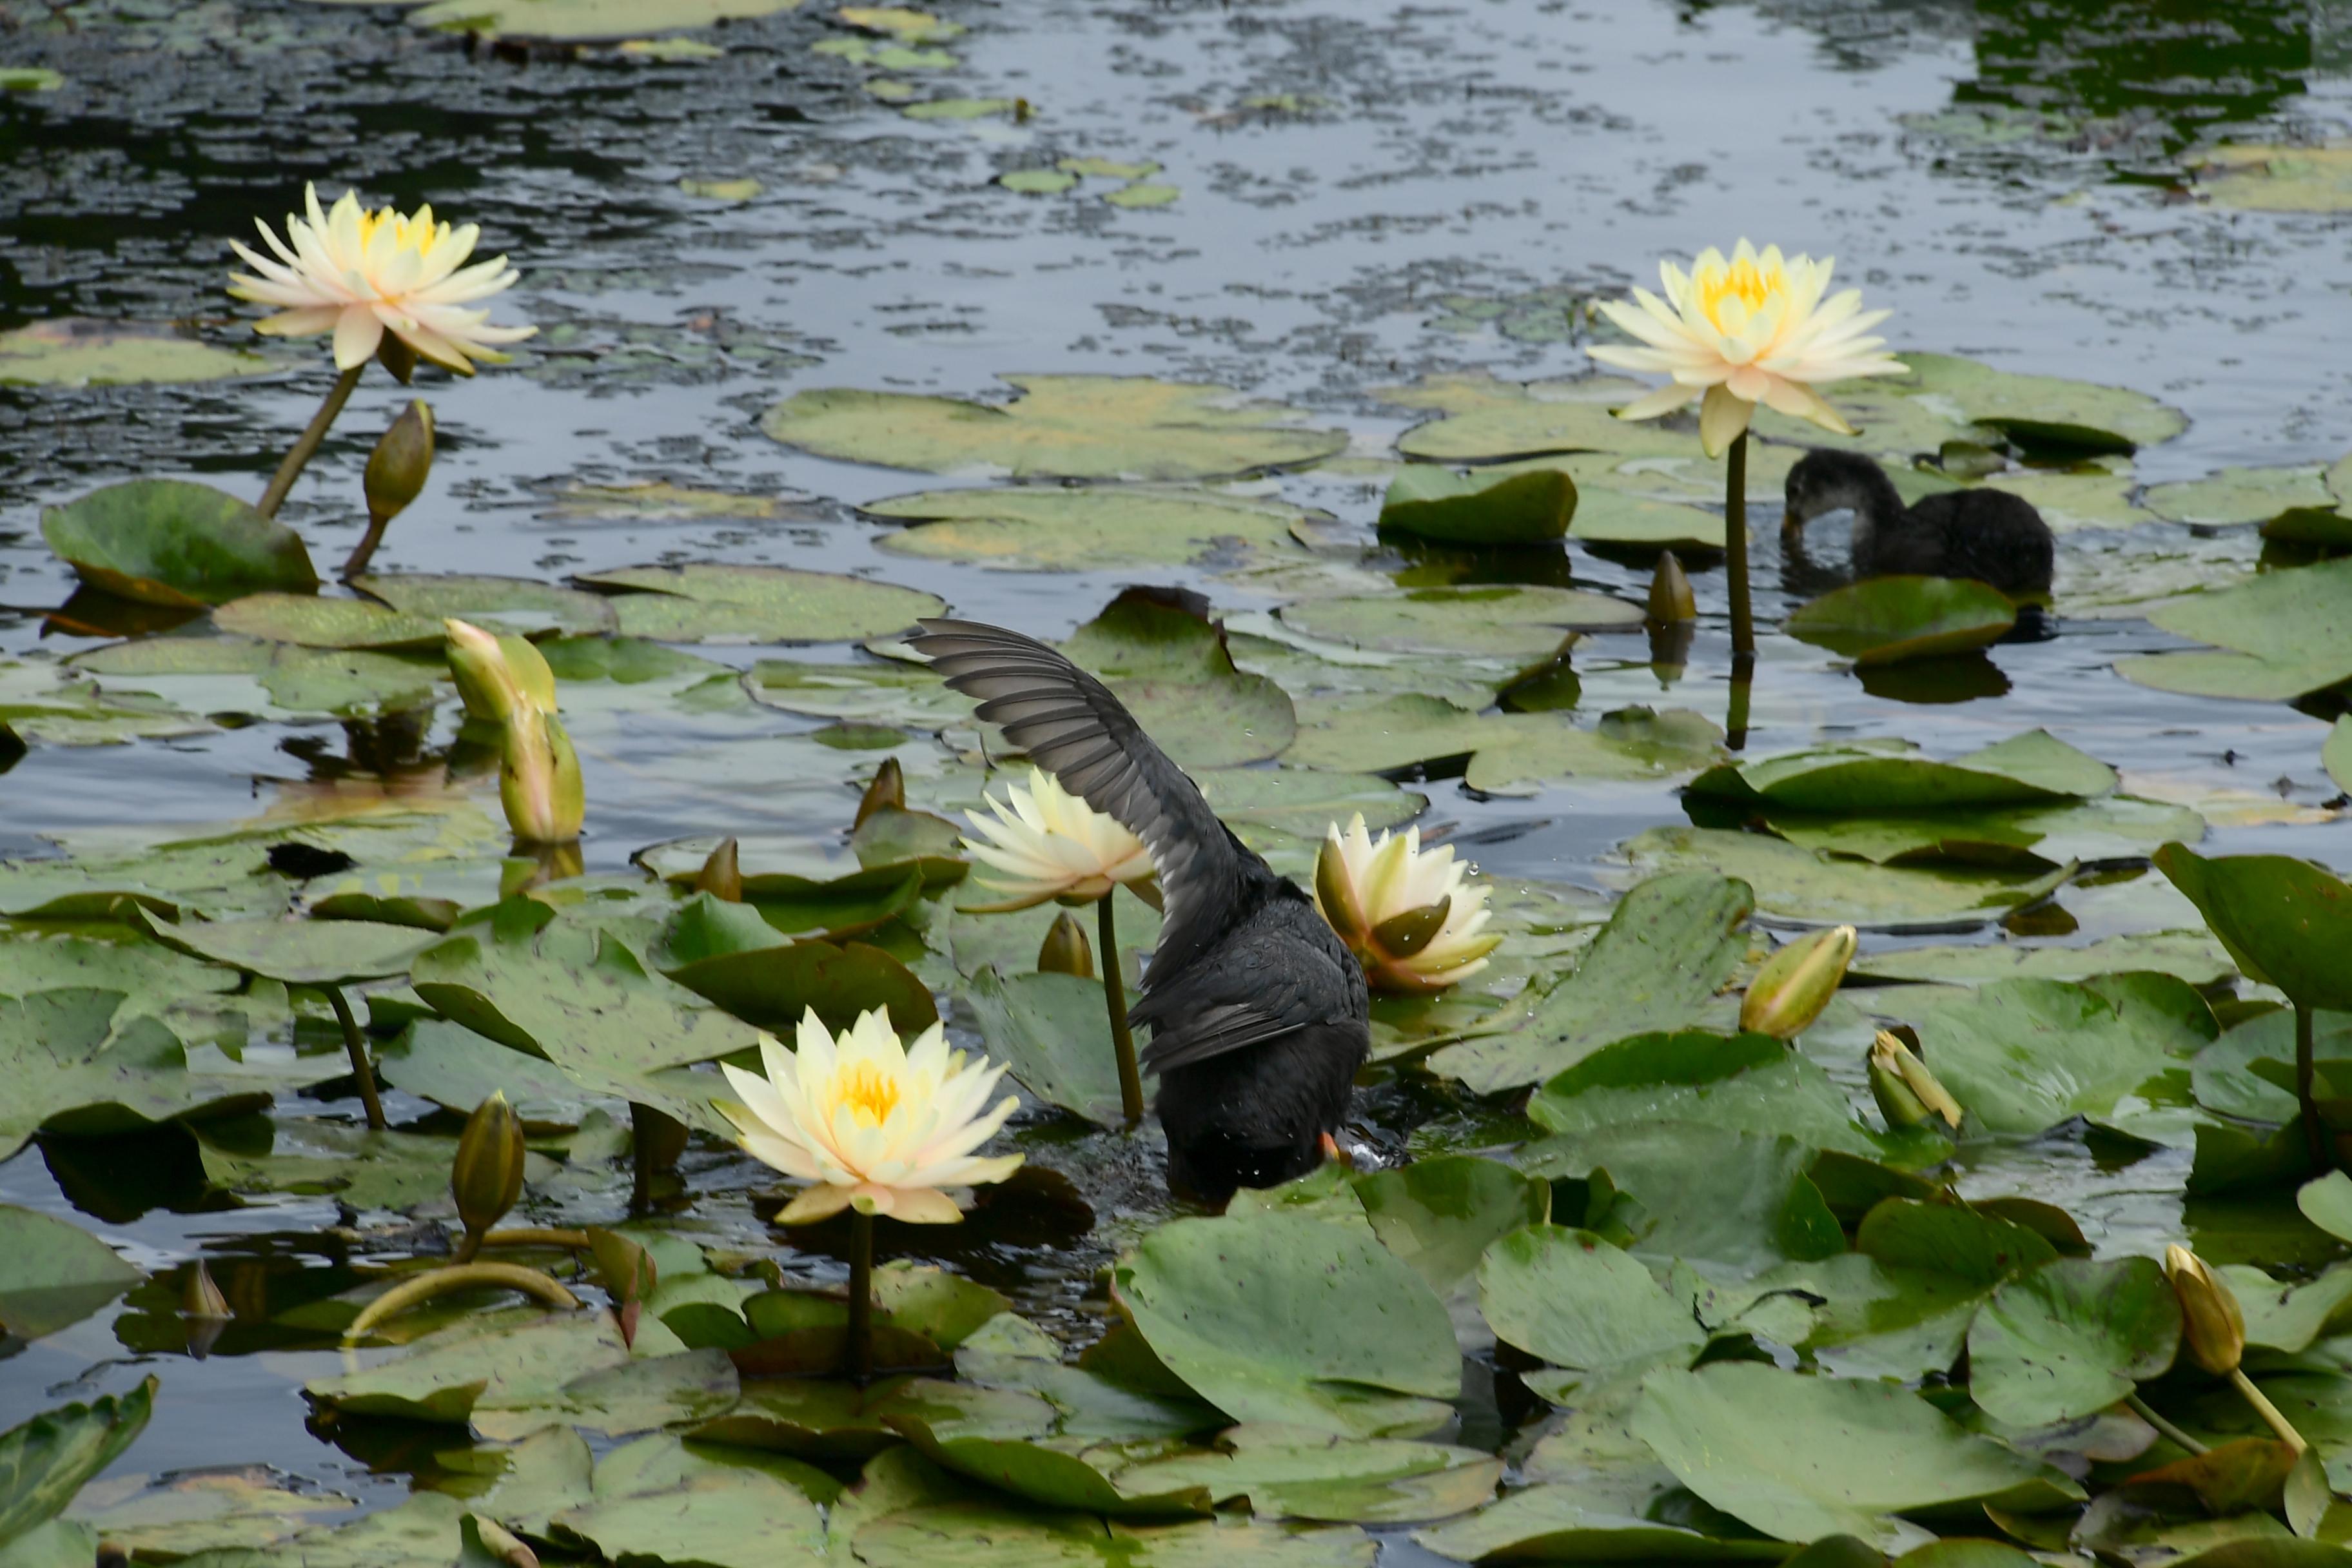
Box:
[908,618,1369,1204]
[1782,449,2054,600]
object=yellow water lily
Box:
[718,1006,1023,1225]
[1589,239,1904,457]
[960,767,1155,911]
[1314,814,1500,994]
[228,184,534,375]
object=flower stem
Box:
[1726,652,1754,754]
[1724,429,1754,659]
[1100,897,1144,1128]
[2127,1392,2210,1456]
[340,510,393,582]
[325,985,386,1132]
[346,1262,580,1340]
[258,362,364,520]
[847,1208,875,1386]
[2299,1002,2329,1173]
[481,1226,594,1251]
[2231,1367,2309,1452]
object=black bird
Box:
[1782,449,2055,600]
[908,618,1368,1203]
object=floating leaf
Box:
[1966,1257,2183,1427]
[409,0,802,39]
[2192,144,2352,212]
[965,968,1123,1126]
[0,319,268,387]
[848,1502,1375,1567]
[1112,1425,1501,1525]
[70,637,442,719]
[2146,467,2337,528]
[1786,576,2018,666]
[2155,844,2352,1012]
[1898,351,2186,456]
[128,906,436,985]
[573,563,944,645]
[40,481,318,608]
[2118,558,2352,701]
[1527,1032,1883,1159]
[0,1205,142,1340]
[548,1433,827,1567]
[1478,1225,1705,1381]
[0,1379,155,1550]
[212,593,444,651]
[1113,1212,1459,1437]
[1282,584,1639,660]
[0,990,279,1162]
[1413,1484,1788,1565]
[63,1467,354,1558]
[1353,1156,1549,1295]
[1105,184,1181,209]
[1690,730,2114,812]
[870,485,1324,572]
[762,376,1347,481]
[1386,371,1696,462]
[353,573,620,636]
[1848,931,2232,987]
[1522,1127,1845,1276]
[1377,467,1575,546]
[1000,169,1079,195]
[1622,827,2068,928]
[197,1115,555,1212]
[0,660,213,745]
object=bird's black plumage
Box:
[908,617,1368,1202]
[1783,449,2055,600]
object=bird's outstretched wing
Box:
[1132,899,1362,1074]
[908,618,1246,978]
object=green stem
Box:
[1100,896,1144,1128]
[2300,1002,2329,1173]
[1725,429,1753,659]
[346,1262,580,1340]
[847,1208,875,1386]
[340,507,393,582]
[258,362,364,518]
[326,985,386,1132]
[480,1226,593,1251]
[2232,1367,2309,1453]
[2127,1392,2210,1456]
[1726,651,1754,755]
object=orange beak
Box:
[1318,1132,1353,1168]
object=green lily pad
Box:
[1527,1031,1883,1159]
[1900,351,2186,457]
[1427,871,1750,1094]
[211,593,445,651]
[1966,1256,2183,1427]
[1001,169,1079,194]
[749,657,973,727]
[901,97,1017,121]
[965,968,1123,1126]
[1568,485,1729,552]
[69,637,442,719]
[1621,827,2069,928]
[1690,730,2115,812]
[1059,158,1160,180]
[195,1114,559,1211]
[1353,1156,1550,1295]
[573,563,945,644]
[869,486,1324,571]
[2116,556,2352,701]
[353,573,620,636]
[158,1491,467,1568]
[1282,584,1640,660]
[1904,972,2215,1140]
[1191,768,1424,839]
[848,1502,1376,1568]
[0,661,213,745]
[0,1379,155,1550]
[1104,183,1181,209]
[1054,591,1298,767]
[1786,577,2019,666]
[547,1433,827,1567]
[2222,1261,2352,1353]
[1113,1212,1459,1438]
[1378,467,1576,546]
[309,1308,629,1424]
[2146,467,2337,528]
[2192,144,2352,212]
[409,0,801,39]
[128,906,436,985]
[763,376,1348,481]
[0,1205,142,1340]
[1754,795,2203,872]
[378,1017,608,1124]
[1461,707,1726,796]
[1386,371,1696,462]
[63,1467,355,1558]
[0,989,279,1162]
[1413,1484,1791,1565]
[1632,1362,2081,1552]
[1983,470,2158,533]
[662,928,939,1035]
[40,480,318,609]
[1112,1426,1501,1525]
[2155,844,2352,1012]
[0,320,269,387]
[2113,649,2352,703]
[1520,1126,1845,1276]
[1478,1225,1705,1381]
[1848,930,2233,986]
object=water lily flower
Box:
[1741,925,1856,1039]
[960,767,1156,912]
[1315,814,1500,994]
[718,1006,1024,1225]
[1589,239,1905,458]
[228,184,535,375]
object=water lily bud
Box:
[500,707,584,846]
[1869,1030,1961,1130]
[452,1091,527,1243]
[2166,1244,2247,1375]
[471,1517,539,1568]
[856,758,905,828]
[1037,910,1094,978]
[696,837,743,902]
[1741,925,1857,1039]
[444,619,555,722]
[184,1258,230,1320]
[1649,550,1696,623]
[364,400,435,527]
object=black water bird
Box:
[909,618,1368,1202]
[1782,449,2055,599]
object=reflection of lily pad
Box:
[763,376,1347,481]
[1785,576,2017,665]
[870,485,1322,571]
[574,563,945,644]
[1282,584,1638,660]
[409,0,802,40]
[42,480,318,608]
[0,319,269,387]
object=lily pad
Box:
[0,989,279,1162]
[548,1433,827,1567]
[573,563,945,644]
[128,906,436,985]
[1282,584,1640,661]
[1569,485,1729,552]
[41,481,318,608]
[1112,1212,1459,1438]
[63,1467,355,1558]
[1112,1426,1501,1525]
[1052,591,1298,767]
[354,573,620,636]
[0,661,213,745]
[2117,557,2352,700]
[1632,1362,2080,1552]
[309,1308,629,1424]
[211,593,445,651]
[1478,1225,1705,1382]
[1527,1031,1882,1159]
[1901,351,2186,457]
[1786,577,2019,665]
[1966,1256,2182,1428]
[1428,872,1751,1094]
[749,658,974,727]
[1848,930,2233,987]
[0,319,270,387]
[70,637,442,719]
[966,968,1124,1126]
[1983,470,2158,533]
[762,376,1348,481]
[0,1205,142,1340]
[0,1379,155,1550]
[1386,371,1696,462]
[870,485,1324,572]
[408,0,801,39]
[2155,844,2352,1012]
[2146,467,2337,528]
[1413,1484,1790,1565]
[1353,1156,1550,1296]
[1378,467,1576,547]
[1520,1126,1845,1276]
[848,1503,1376,1568]
[2192,144,2352,212]
[1691,730,2115,812]
[1621,827,2069,928]
[1462,707,1726,796]
[1192,768,1424,840]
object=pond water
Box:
[8,0,2352,1560]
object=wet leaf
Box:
[848,1502,1376,1567]
[196,1115,555,1211]
[663,932,939,1034]
[0,1205,142,1340]
[1967,1256,2182,1427]
[353,573,620,636]
[762,377,1347,481]
[1000,169,1079,194]
[1191,768,1425,839]
[1848,930,2233,986]
[750,657,973,727]
[2155,844,2352,1012]
[1632,1362,2081,1551]
[965,968,1123,1126]
[212,593,444,651]
[549,1433,828,1565]
[128,906,435,985]
[1058,591,1297,766]
[1378,467,1575,546]
[1386,371,1696,462]
[569,563,945,645]
[1462,707,1725,796]
[0,320,268,386]
[1114,1425,1500,1525]
[1785,577,2018,666]
[40,481,318,609]
[870,485,1324,572]
[164,1490,467,1567]
[1622,827,2069,927]
[410,0,801,39]
[1112,1212,1459,1437]
[308,1308,627,1424]
[1413,1484,1790,1564]
[1522,1127,1845,1276]
[1690,730,2115,812]
[1281,583,1639,660]
[0,1378,155,1550]
[1478,1224,1704,1380]
[1353,1156,1549,1295]
[0,990,279,1162]
[2119,558,2352,701]
[1527,1031,1883,1159]
[2219,1262,2352,1354]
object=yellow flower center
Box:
[1696,255,1785,331]
[838,1060,901,1124]
[357,206,435,257]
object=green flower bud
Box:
[1649,549,1696,624]
[500,707,583,846]
[1741,925,1857,1039]
[856,758,905,828]
[444,618,556,723]
[696,836,743,902]
[1868,1029,1962,1130]
[2166,1244,2247,1375]
[452,1092,527,1244]
[184,1258,230,1320]
[1037,910,1094,977]
[364,400,435,527]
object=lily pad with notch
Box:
[1786,577,2019,667]
[1377,467,1576,547]
[41,480,318,609]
